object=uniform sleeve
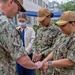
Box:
[25,28,35,54]
[67,37,75,63]
[32,35,38,53]
[32,28,41,53]
[11,29,28,60]
[41,26,61,57]
[0,25,27,60]
[41,45,55,57]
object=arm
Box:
[51,58,74,68]
[16,55,37,69]
[42,58,74,73]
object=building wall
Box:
[23,0,41,11]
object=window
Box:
[38,0,42,6]
[33,0,36,3]
[34,17,37,24]
[42,2,45,7]
[46,4,48,8]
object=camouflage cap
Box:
[56,11,75,26]
[36,8,54,21]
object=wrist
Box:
[48,60,52,66]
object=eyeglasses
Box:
[60,21,75,27]
[68,21,75,24]
[14,0,21,11]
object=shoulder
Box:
[27,26,34,31]
[69,32,75,42]
[66,32,75,48]
[50,24,60,31]
[48,25,61,35]
[37,27,43,32]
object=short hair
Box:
[18,12,27,19]
[0,0,8,3]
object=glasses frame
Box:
[14,0,21,11]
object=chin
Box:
[7,16,13,19]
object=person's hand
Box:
[35,61,43,69]
[32,53,42,62]
[32,53,38,62]
[41,62,48,73]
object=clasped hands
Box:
[33,53,49,73]
[35,61,49,73]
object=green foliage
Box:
[33,25,42,32]
[58,0,75,11]
[51,20,59,27]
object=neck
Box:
[71,27,75,34]
[0,3,8,18]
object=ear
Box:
[7,0,14,7]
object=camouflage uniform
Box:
[32,25,62,75]
[53,32,75,75]
[0,11,27,75]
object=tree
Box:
[57,0,75,11]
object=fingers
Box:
[41,62,48,73]
[32,53,38,62]
[32,53,42,62]
[35,61,43,69]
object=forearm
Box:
[51,58,75,68]
[16,55,37,69]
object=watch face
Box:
[48,61,52,66]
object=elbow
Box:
[68,61,74,67]
[68,62,74,66]
[21,61,28,67]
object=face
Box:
[60,22,72,35]
[6,0,21,18]
[18,18,26,22]
[39,16,51,27]
[18,17,27,28]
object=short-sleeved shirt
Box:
[53,32,75,75]
[0,11,27,75]
[32,25,61,57]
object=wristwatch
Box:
[48,61,52,66]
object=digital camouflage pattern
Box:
[0,11,27,75]
[32,25,62,75]
[53,32,75,75]
[40,33,67,75]
[32,25,61,57]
